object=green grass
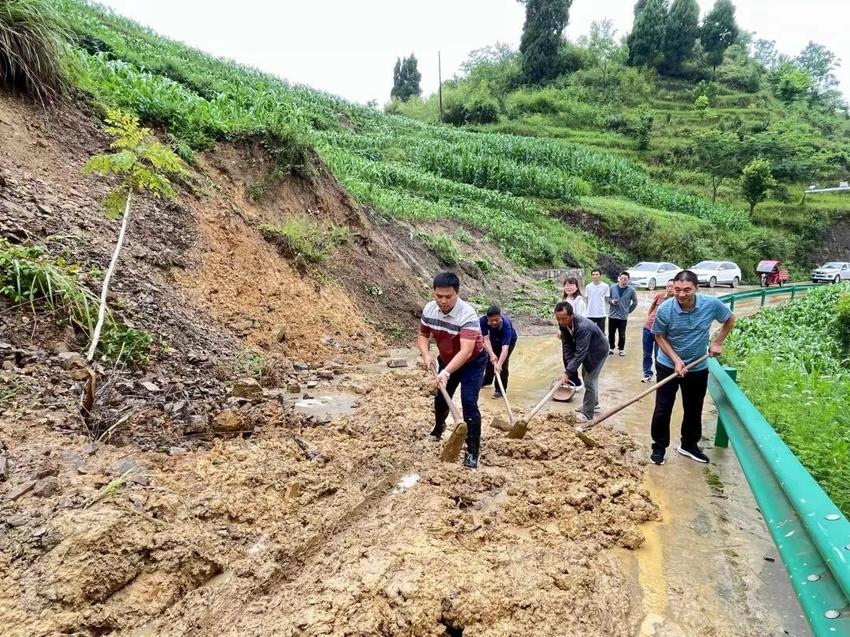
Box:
[0,238,152,365]
[260,217,350,264]
[0,0,72,103]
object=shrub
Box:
[0,0,71,103]
[260,217,350,264]
[416,231,460,265]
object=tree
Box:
[701,0,738,72]
[692,129,741,201]
[740,157,776,214]
[770,60,813,102]
[627,0,667,69]
[662,0,699,74]
[391,54,421,101]
[694,94,710,119]
[796,41,840,94]
[752,38,778,70]
[518,0,572,85]
[83,110,187,361]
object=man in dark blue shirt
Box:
[480,305,518,398]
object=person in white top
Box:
[584,269,610,333]
[562,276,587,317]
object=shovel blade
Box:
[506,419,528,439]
[440,422,468,462]
[575,428,599,448]
[490,416,512,432]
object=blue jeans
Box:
[642,328,656,377]
[435,350,488,453]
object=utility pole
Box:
[438,51,444,124]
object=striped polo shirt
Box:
[419,298,484,364]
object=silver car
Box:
[811,261,850,284]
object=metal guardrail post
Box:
[713,366,736,448]
[760,289,766,306]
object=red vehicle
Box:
[756,260,789,287]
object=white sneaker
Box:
[575,413,590,423]
[641,374,653,383]
[618,350,626,357]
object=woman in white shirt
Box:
[562,276,587,317]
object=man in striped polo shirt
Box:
[418,272,488,469]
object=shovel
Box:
[580,354,711,433]
[507,379,567,439]
[432,363,469,463]
[489,372,515,433]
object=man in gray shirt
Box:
[608,271,638,356]
[555,301,609,422]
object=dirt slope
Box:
[1,92,660,636]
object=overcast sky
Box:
[99,0,850,105]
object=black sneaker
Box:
[463,452,479,469]
[677,445,710,463]
[650,449,665,465]
[492,391,503,399]
[428,424,445,442]
[608,349,615,356]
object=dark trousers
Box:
[642,328,656,377]
[482,343,515,392]
[650,363,709,452]
[435,350,488,453]
[608,318,628,350]
[588,316,606,332]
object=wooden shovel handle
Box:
[433,361,462,424]
[592,354,710,426]
[526,380,564,422]
[493,373,514,426]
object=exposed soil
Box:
[1,368,658,636]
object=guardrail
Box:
[716,282,818,311]
[708,284,850,635]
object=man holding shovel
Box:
[650,270,735,465]
[555,300,609,423]
[480,305,517,399]
[418,272,488,469]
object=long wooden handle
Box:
[526,381,564,422]
[493,373,514,426]
[592,354,710,426]
[433,362,462,424]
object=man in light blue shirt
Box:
[649,270,735,465]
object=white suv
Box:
[690,261,742,288]
[811,262,850,284]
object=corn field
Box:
[57,0,750,270]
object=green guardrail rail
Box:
[709,283,850,635]
[716,282,818,311]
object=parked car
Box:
[626,262,681,290]
[811,261,850,284]
[689,260,742,288]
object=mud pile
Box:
[2,370,657,636]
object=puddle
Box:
[293,392,359,418]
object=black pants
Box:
[588,316,606,332]
[435,350,488,454]
[650,363,709,452]
[482,343,515,392]
[608,318,628,350]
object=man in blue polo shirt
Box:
[480,305,518,398]
[650,270,735,465]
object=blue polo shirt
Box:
[651,294,732,372]
[479,315,518,348]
